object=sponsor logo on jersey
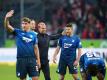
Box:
[22,36,32,43]
[64,43,72,48]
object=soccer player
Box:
[28,20,38,80]
[79,51,106,80]
[4,10,41,80]
[30,19,38,33]
[37,22,63,80]
[53,23,82,80]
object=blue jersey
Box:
[80,51,105,70]
[14,28,38,58]
[58,35,82,62]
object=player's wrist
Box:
[76,58,80,62]
[37,59,40,63]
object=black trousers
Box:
[39,62,51,80]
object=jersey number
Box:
[86,52,100,58]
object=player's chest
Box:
[62,38,77,48]
[19,32,34,43]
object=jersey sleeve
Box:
[79,55,84,67]
[33,34,38,45]
[77,37,82,48]
[12,28,20,36]
[79,55,85,72]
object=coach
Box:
[37,22,62,80]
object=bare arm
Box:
[73,48,82,66]
[34,44,41,68]
[53,46,60,63]
[76,48,82,61]
[4,10,14,32]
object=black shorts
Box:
[57,60,78,75]
[16,58,39,78]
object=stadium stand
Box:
[0,0,107,47]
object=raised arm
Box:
[34,44,41,68]
[53,46,60,63]
[49,30,65,40]
[4,10,14,32]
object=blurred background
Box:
[0,0,107,79]
[0,0,107,48]
[0,0,107,68]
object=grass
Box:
[5,39,15,47]
[4,39,106,48]
[81,39,102,48]
[0,64,106,80]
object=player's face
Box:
[65,27,73,36]
[38,22,47,34]
[21,21,30,31]
[30,20,36,30]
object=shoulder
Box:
[14,28,22,32]
[80,54,85,63]
[72,35,81,41]
[80,54,84,59]
[29,31,37,37]
[13,28,23,34]
[37,33,40,37]
[33,31,38,35]
[60,35,66,39]
[45,33,49,36]
[73,35,80,38]
[44,33,50,37]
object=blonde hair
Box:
[21,17,31,23]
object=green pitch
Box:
[4,39,106,48]
[0,64,106,80]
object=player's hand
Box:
[73,60,79,66]
[5,10,14,18]
[53,57,57,64]
[62,30,66,35]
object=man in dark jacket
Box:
[37,22,62,80]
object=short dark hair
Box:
[66,23,73,28]
[87,64,98,76]
[22,17,31,23]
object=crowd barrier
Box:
[0,48,107,63]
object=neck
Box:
[66,33,73,37]
[31,29,35,32]
[40,32,45,34]
[24,29,30,32]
